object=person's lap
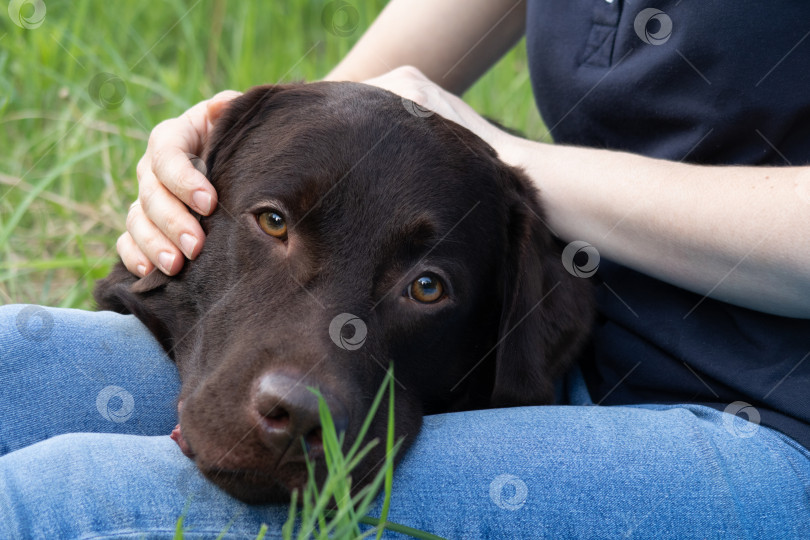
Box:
[1,304,808,539]
[0,304,180,456]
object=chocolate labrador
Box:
[95,82,594,504]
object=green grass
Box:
[172,368,445,539]
[0,0,545,308]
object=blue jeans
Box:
[1,305,808,539]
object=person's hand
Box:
[363,66,515,161]
[118,90,242,277]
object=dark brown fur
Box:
[94,82,594,503]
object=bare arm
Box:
[503,138,810,319]
[368,68,810,319]
[325,0,526,94]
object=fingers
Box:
[124,197,190,276]
[124,91,241,277]
[147,119,217,217]
[206,90,243,127]
[139,173,207,260]
[364,65,432,102]
[365,66,459,122]
[117,230,151,277]
[134,160,207,272]
[365,66,511,155]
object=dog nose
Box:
[252,372,348,457]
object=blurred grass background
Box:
[0,0,546,309]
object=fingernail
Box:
[179,233,198,259]
[136,264,147,277]
[192,190,212,215]
[158,251,176,273]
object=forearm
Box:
[500,137,810,318]
[324,0,526,94]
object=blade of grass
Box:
[375,367,396,539]
[328,440,404,537]
[344,369,395,463]
[341,438,379,480]
[174,515,184,540]
[358,516,448,540]
[345,439,404,518]
[282,489,298,540]
[290,369,396,539]
[214,511,241,540]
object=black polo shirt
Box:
[526,0,810,449]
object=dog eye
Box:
[407,274,445,303]
[257,211,287,238]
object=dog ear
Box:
[94,263,192,359]
[93,89,289,357]
[203,85,291,179]
[490,166,595,407]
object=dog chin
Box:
[200,465,303,504]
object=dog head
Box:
[95,82,593,503]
